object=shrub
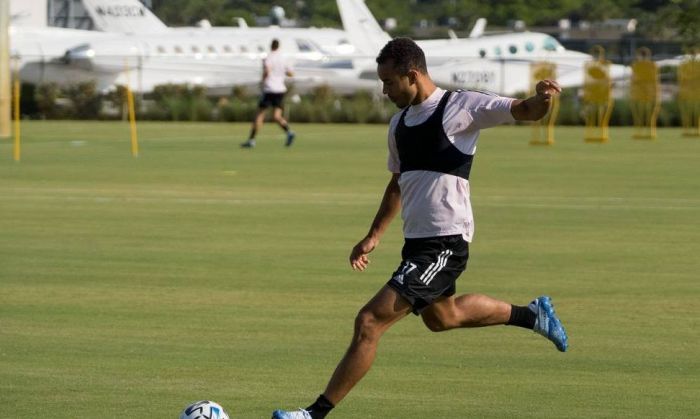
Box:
[658,100,681,127]
[18,83,39,118]
[35,83,63,119]
[148,84,214,121]
[65,81,103,119]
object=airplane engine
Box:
[63,39,144,74]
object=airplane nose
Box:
[62,44,95,70]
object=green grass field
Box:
[1,121,698,418]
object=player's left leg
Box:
[272,106,295,146]
[272,106,288,128]
[272,286,412,419]
[323,285,412,404]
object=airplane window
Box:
[174,46,183,54]
[240,46,248,53]
[296,39,313,52]
[525,42,535,52]
[191,46,200,53]
[156,46,166,54]
[509,45,518,54]
[335,39,355,54]
[543,36,559,51]
[494,46,502,56]
[223,45,232,53]
[207,45,216,53]
[479,49,486,58]
[257,45,265,52]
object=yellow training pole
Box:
[529,61,558,145]
[124,59,139,157]
[126,86,138,157]
[12,57,20,161]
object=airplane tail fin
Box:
[468,18,487,38]
[81,0,168,33]
[336,0,390,57]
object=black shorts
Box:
[387,235,469,315]
[258,92,285,109]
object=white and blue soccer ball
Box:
[179,400,230,419]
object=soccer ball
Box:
[179,400,230,419]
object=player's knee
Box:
[422,315,449,332]
[422,307,457,332]
[353,310,382,342]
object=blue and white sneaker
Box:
[240,139,256,148]
[271,409,312,419]
[285,131,296,147]
[530,295,568,352]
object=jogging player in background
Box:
[241,39,295,148]
[272,37,568,419]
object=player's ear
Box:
[407,69,419,85]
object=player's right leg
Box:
[420,293,511,331]
[530,295,568,352]
[420,294,568,352]
[242,101,268,148]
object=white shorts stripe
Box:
[419,249,452,284]
[419,250,446,281]
[424,250,452,285]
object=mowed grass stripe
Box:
[1,121,698,418]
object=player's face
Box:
[377,61,416,108]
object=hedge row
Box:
[17,81,685,127]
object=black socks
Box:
[305,394,335,419]
[508,304,536,329]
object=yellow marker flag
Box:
[678,57,700,137]
[630,48,660,139]
[583,46,613,143]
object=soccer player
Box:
[241,39,295,148]
[272,37,568,419]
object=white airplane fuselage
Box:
[11,24,376,94]
[337,0,629,96]
[417,32,628,95]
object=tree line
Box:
[150,0,699,49]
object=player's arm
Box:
[261,61,269,82]
[510,79,561,121]
[350,173,401,271]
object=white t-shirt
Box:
[387,88,515,241]
[262,50,292,94]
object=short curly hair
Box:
[376,37,427,75]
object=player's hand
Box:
[350,236,378,271]
[535,79,561,99]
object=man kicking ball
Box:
[272,37,568,419]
